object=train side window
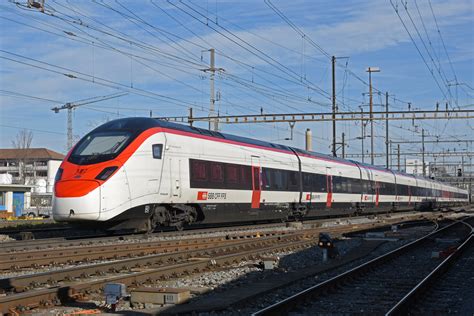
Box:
[312,174,326,192]
[152,144,163,159]
[210,162,224,183]
[262,168,271,189]
[240,165,252,190]
[288,171,299,191]
[277,170,287,190]
[303,173,312,191]
[351,178,360,193]
[190,160,208,182]
[225,164,239,185]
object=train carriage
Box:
[53,117,469,232]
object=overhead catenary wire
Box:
[0,50,207,111]
[8,2,332,116]
[390,0,450,104]
[2,1,470,163]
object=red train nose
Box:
[55,179,100,197]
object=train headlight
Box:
[95,166,118,181]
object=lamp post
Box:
[366,67,380,165]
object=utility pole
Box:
[341,132,345,158]
[189,108,193,127]
[285,121,296,141]
[332,56,337,157]
[203,48,224,131]
[366,67,380,165]
[385,92,389,168]
[389,140,392,168]
[422,128,426,176]
[397,144,401,171]
[360,107,365,163]
[209,48,217,131]
[66,104,73,151]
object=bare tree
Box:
[11,129,34,184]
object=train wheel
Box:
[147,206,171,233]
[175,222,184,231]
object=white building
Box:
[0,148,64,192]
[0,148,64,215]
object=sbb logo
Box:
[197,191,208,200]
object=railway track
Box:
[389,219,474,315]
[0,229,317,313]
[0,231,286,271]
[0,209,445,243]
[0,221,300,253]
[0,213,436,271]
[0,210,437,253]
[252,216,473,316]
[0,214,427,314]
[0,212,461,314]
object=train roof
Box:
[94,117,466,193]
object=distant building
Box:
[0,148,64,215]
[0,148,64,190]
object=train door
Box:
[166,140,182,199]
[251,156,261,209]
[354,162,366,212]
[358,166,371,207]
[325,167,333,208]
[171,159,182,198]
[148,138,167,196]
[366,168,376,208]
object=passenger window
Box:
[191,160,207,181]
[152,144,163,159]
[226,164,239,185]
[210,162,224,183]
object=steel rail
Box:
[251,219,467,316]
[0,237,317,313]
[0,231,315,292]
[0,215,431,271]
[0,230,293,270]
[0,210,433,253]
[386,218,474,315]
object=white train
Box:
[52,117,469,231]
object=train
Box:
[52,117,469,232]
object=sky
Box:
[0,0,473,170]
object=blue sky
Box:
[0,0,473,168]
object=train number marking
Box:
[208,192,227,200]
[197,191,227,201]
[306,193,321,200]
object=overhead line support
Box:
[156,109,474,124]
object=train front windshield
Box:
[68,131,133,165]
